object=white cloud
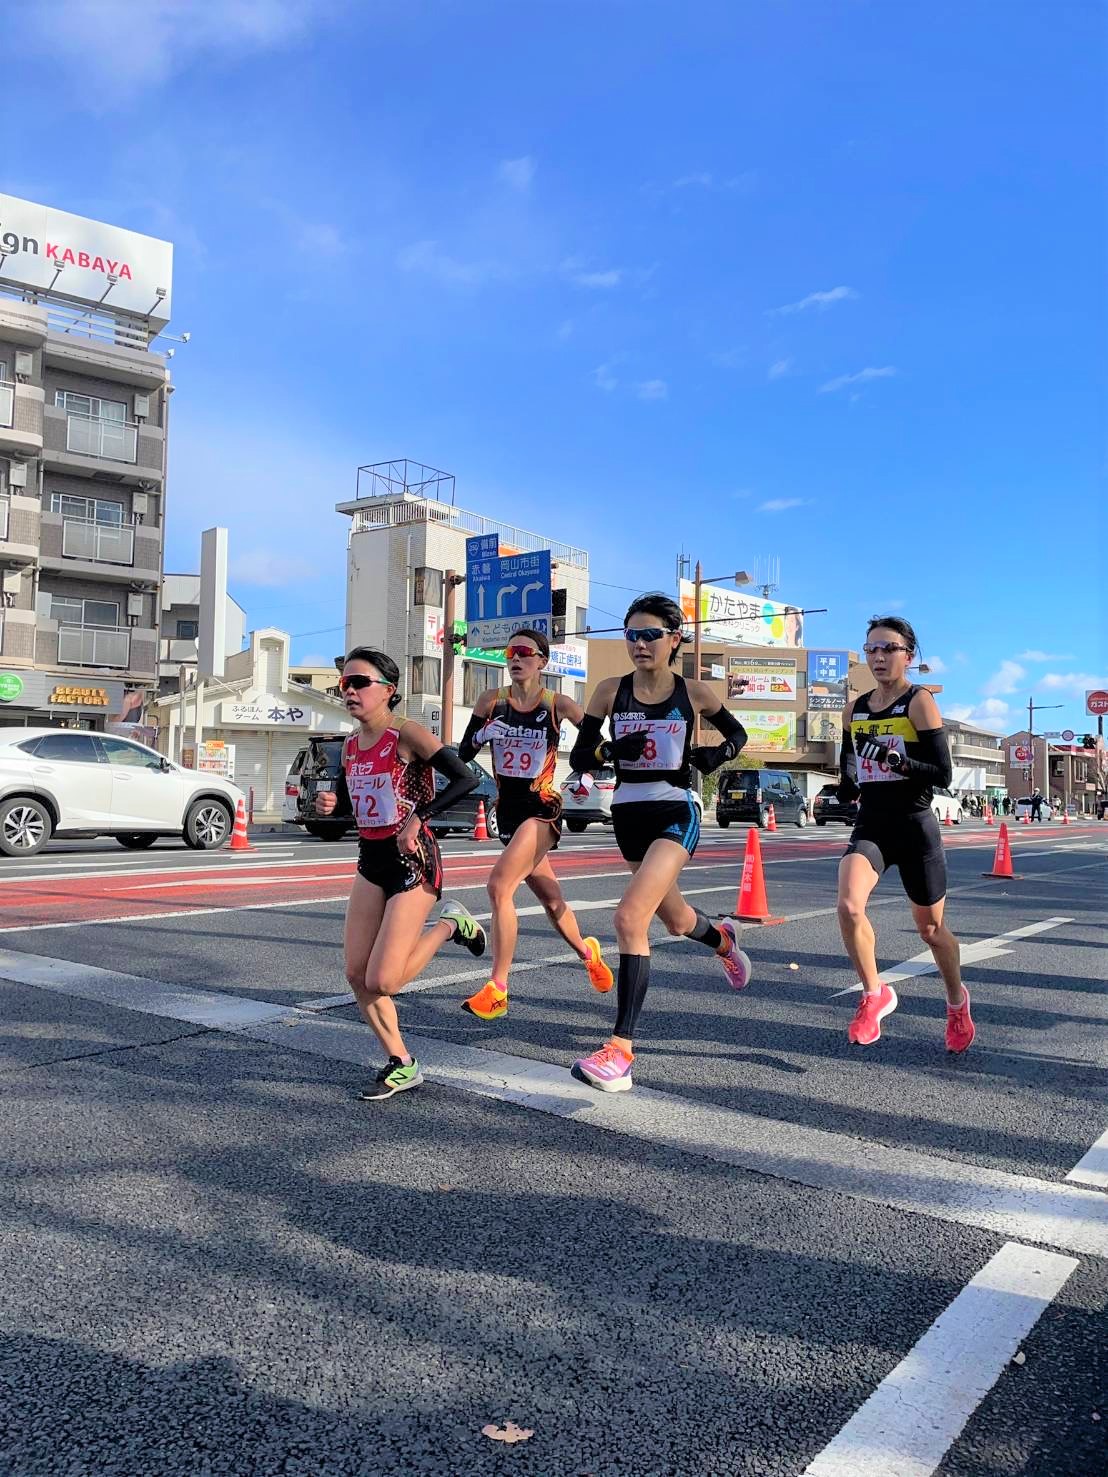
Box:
[773,285,858,316]
[15,0,330,95]
[648,170,757,197]
[498,156,536,192]
[768,358,793,380]
[757,497,811,513]
[231,548,318,587]
[1039,671,1108,697]
[946,698,1010,732]
[922,655,947,674]
[562,257,623,289]
[295,221,347,256]
[591,363,618,392]
[396,239,503,286]
[819,366,897,395]
[636,379,668,401]
[1017,650,1075,662]
[982,659,1027,697]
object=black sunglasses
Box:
[625,626,669,644]
[339,673,394,693]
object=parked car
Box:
[812,783,859,827]
[931,788,965,825]
[284,736,498,840]
[716,769,809,829]
[0,728,244,857]
[560,765,617,831]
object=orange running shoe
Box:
[462,981,508,1020]
[582,937,614,993]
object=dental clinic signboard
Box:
[0,193,173,330]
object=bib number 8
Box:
[642,737,657,762]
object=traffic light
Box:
[450,627,467,654]
[1083,733,1096,749]
[551,587,567,644]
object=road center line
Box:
[801,1241,1078,1477]
[828,917,1074,998]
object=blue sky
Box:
[5,0,1105,734]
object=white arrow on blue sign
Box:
[465,535,552,649]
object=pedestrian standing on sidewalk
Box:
[456,627,613,1021]
[316,647,488,1100]
[566,592,753,1093]
[835,616,974,1052]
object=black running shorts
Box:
[496,802,562,850]
[611,796,701,864]
[844,809,946,906]
[356,827,443,900]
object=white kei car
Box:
[930,787,965,825]
[0,728,245,857]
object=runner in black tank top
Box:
[565,593,754,1093]
[836,617,974,1054]
[458,627,614,1019]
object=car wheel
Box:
[183,798,233,850]
[485,805,499,840]
[0,797,53,857]
[795,807,808,828]
[305,821,348,842]
[758,808,770,829]
[717,818,730,828]
[116,833,158,850]
[566,818,587,833]
[955,809,963,825]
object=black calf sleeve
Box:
[685,907,723,951]
[614,954,651,1039]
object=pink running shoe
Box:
[847,983,898,1046]
[717,919,753,991]
[945,985,975,1053]
[571,1042,634,1092]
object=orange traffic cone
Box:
[732,827,785,924]
[229,796,254,852]
[985,806,994,826]
[943,811,954,827]
[473,799,489,841]
[766,803,777,832]
[1061,810,1070,826]
[982,822,1021,879]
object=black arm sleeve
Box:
[457,712,485,764]
[416,745,479,820]
[690,707,750,775]
[837,726,859,802]
[898,726,953,787]
[569,713,607,775]
[332,767,353,819]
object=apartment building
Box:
[0,194,173,731]
[158,572,247,696]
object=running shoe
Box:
[440,901,487,957]
[847,983,898,1046]
[581,937,614,993]
[945,985,976,1054]
[358,1057,423,1100]
[462,981,508,1020]
[571,1042,634,1092]
[717,919,754,992]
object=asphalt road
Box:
[1,818,1105,1476]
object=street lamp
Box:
[691,562,753,746]
[1026,696,1063,802]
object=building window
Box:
[176,619,199,640]
[54,390,127,422]
[463,661,501,707]
[48,492,124,525]
[411,655,441,696]
[681,653,695,678]
[412,567,443,607]
[574,681,587,705]
[575,605,588,638]
[50,595,120,628]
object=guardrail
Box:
[349,497,589,569]
[57,623,131,667]
[65,412,138,463]
[62,517,135,565]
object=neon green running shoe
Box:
[358,1057,424,1100]
[440,901,487,957]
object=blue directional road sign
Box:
[465,539,552,649]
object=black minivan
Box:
[716,768,809,829]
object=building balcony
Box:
[0,493,39,564]
[0,380,45,457]
[62,517,135,565]
[38,510,161,583]
[41,405,164,484]
[0,382,11,429]
[66,412,137,463]
[57,623,131,668]
[952,741,1005,764]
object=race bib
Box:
[613,716,687,771]
[856,732,908,784]
[492,731,547,778]
[348,770,400,828]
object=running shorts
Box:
[844,809,946,906]
[495,800,562,850]
[612,796,701,863]
[356,827,443,900]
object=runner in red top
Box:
[316,646,487,1100]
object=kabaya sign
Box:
[0,193,173,330]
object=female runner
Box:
[567,593,753,1092]
[316,646,488,1099]
[457,627,613,1019]
[835,616,974,1051]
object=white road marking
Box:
[801,1241,1078,1477]
[827,917,1074,998]
[3,950,1107,1257]
[1066,1128,1108,1190]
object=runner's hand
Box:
[571,773,594,799]
[610,729,650,762]
[315,791,338,816]
[475,718,512,744]
[857,737,891,765]
[397,812,421,855]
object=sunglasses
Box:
[863,642,911,655]
[624,626,669,644]
[339,673,394,693]
[505,645,542,660]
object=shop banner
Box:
[727,655,797,702]
[807,651,850,709]
[807,709,844,745]
[679,580,804,647]
[732,708,797,752]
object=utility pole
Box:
[1027,694,1062,802]
[689,562,753,745]
[441,570,465,745]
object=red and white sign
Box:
[1085,689,1108,716]
[1009,743,1032,764]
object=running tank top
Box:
[488,687,561,814]
[850,684,933,818]
[343,728,434,839]
[610,671,695,805]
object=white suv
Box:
[0,728,245,857]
